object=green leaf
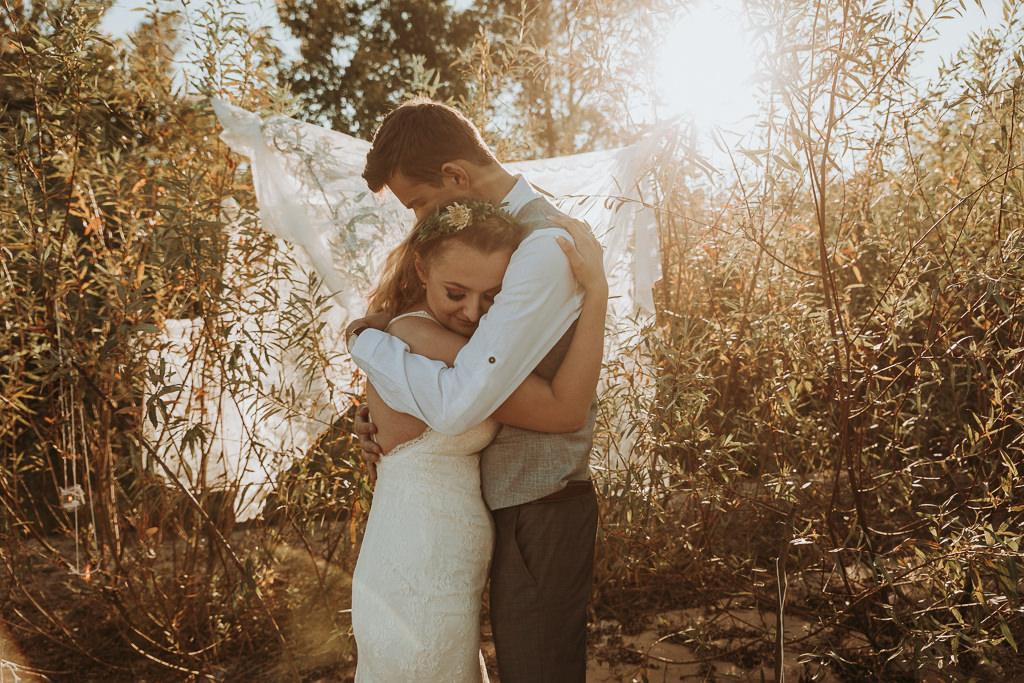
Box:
[999,614,1017,652]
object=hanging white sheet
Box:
[145,100,661,520]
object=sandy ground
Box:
[0,619,44,683]
[9,536,1020,681]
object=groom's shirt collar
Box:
[500,175,541,217]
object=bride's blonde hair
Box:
[368,199,527,315]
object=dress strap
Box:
[386,309,439,331]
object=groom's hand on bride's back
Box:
[347,311,391,482]
[354,405,382,482]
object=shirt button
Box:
[488,357,496,364]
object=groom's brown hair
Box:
[363,98,498,193]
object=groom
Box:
[345,98,599,682]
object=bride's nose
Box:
[462,297,484,322]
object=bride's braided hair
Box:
[368,199,526,315]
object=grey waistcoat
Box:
[479,197,596,510]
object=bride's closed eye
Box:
[446,290,499,303]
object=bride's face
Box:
[415,241,512,337]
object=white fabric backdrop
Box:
[145,100,661,520]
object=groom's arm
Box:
[350,228,582,435]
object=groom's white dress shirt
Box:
[350,175,584,435]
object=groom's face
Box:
[388,169,473,221]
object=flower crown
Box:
[413,200,514,243]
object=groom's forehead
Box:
[388,172,419,198]
[388,173,447,210]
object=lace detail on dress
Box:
[352,420,499,682]
[380,425,434,460]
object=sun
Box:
[650,1,759,130]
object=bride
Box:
[350,199,607,682]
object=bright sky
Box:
[650,0,1007,127]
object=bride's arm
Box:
[490,217,607,432]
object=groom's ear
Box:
[439,161,472,188]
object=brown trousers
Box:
[489,486,598,682]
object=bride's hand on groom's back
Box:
[551,216,608,299]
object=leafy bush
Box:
[592,2,1023,678]
[1,1,361,678]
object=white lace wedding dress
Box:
[351,378,497,681]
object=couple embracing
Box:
[345,99,605,682]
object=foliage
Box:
[1,0,194,542]
[276,0,479,138]
[1,0,361,678]
[465,0,674,157]
[276,0,669,156]
[605,0,1024,678]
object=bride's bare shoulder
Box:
[388,311,466,366]
[387,313,443,344]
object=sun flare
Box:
[651,1,759,130]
